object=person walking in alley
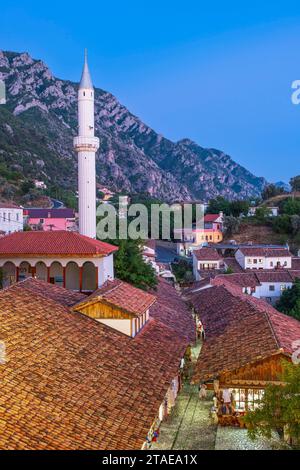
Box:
[199,383,207,400]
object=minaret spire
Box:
[73,50,99,239]
[79,48,93,90]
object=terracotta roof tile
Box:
[223,257,244,273]
[292,258,300,270]
[254,271,293,283]
[191,284,300,382]
[0,278,193,450]
[0,231,118,257]
[239,247,292,257]
[213,273,260,289]
[193,247,222,261]
[24,208,75,218]
[74,279,156,316]
[150,279,196,343]
[204,214,221,222]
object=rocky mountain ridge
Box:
[0,50,266,203]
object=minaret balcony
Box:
[73,136,100,152]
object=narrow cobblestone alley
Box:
[151,340,285,451]
[151,385,217,450]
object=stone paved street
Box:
[151,385,217,450]
[152,340,285,451]
[152,385,285,450]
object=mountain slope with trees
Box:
[0,50,266,204]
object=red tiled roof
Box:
[0,231,118,257]
[213,273,260,289]
[16,277,86,307]
[193,247,222,261]
[239,247,291,257]
[150,278,195,343]
[292,257,300,270]
[0,278,191,450]
[288,270,300,281]
[223,257,245,273]
[191,283,300,382]
[24,208,75,219]
[0,202,21,209]
[74,279,156,316]
[254,271,293,283]
[204,214,221,222]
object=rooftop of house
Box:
[23,208,75,219]
[292,257,300,270]
[238,247,292,258]
[0,231,118,257]
[223,257,244,273]
[0,202,22,209]
[204,214,222,223]
[191,283,300,382]
[193,247,223,261]
[213,272,260,289]
[150,278,195,343]
[0,277,194,450]
[73,279,156,317]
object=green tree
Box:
[290,175,300,192]
[223,215,240,236]
[224,266,234,275]
[206,197,231,216]
[244,362,300,444]
[281,198,300,216]
[230,200,250,217]
[291,215,300,235]
[20,179,34,194]
[110,239,157,291]
[171,259,193,284]
[254,206,271,222]
[272,214,292,234]
[276,278,300,320]
[261,184,284,201]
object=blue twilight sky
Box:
[1,0,300,183]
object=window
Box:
[280,284,287,291]
[253,259,257,264]
[248,259,252,264]
[269,285,275,291]
[231,388,264,411]
[284,261,287,266]
[259,259,262,263]
[16,213,19,221]
[8,213,11,221]
[270,261,273,267]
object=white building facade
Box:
[235,248,292,270]
[0,204,23,234]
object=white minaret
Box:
[73,50,99,239]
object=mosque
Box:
[0,51,117,291]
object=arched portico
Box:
[1,261,16,287]
[66,262,80,291]
[82,261,97,292]
[35,261,47,282]
[49,261,64,287]
[18,261,32,281]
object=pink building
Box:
[24,208,76,232]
